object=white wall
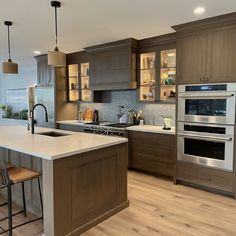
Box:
[0,66,37,116]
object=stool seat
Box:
[0,162,43,235]
[8,167,41,184]
[6,162,15,169]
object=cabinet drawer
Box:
[132,153,173,177]
[131,143,174,163]
[177,162,234,193]
[128,131,176,177]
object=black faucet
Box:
[31,103,48,134]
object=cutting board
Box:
[83,108,94,121]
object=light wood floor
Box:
[1,171,236,236]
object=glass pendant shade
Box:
[48,48,66,67]
[3,60,18,74]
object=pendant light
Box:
[48,1,66,67]
[2,21,18,74]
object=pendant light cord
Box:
[7,25,11,61]
[54,6,58,48]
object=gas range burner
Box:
[86,121,114,126]
[83,122,134,137]
[106,123,134,128]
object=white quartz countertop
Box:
[0,126,127,161]
[126,125,176,135]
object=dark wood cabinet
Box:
[176,32,207,84]
[34,54,77,124]
[66,51,110,103]
[176,161,235,195]
[208,27,236,82]
[128,131,176,177]
[85,38,138,90]
[58,123,84,132]
[173,13,236,84]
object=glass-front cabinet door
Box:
[139,52,156,101]
[68,64,79,102]
[139,47,176,103]
[160,48,176,102]
[68,62,92,102]
[80,62,92,102]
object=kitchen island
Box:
[0,126,128,236]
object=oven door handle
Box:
[178,132,232,142]
[178,93,234,98]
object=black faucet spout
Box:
[31,103,49,134]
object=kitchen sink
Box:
[37,131,71,137]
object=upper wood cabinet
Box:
[173,13,236,84]
[208,27,236,82]
[176,32,207,84]
[66,51,111,103]
[85,38,138,91]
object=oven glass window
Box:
[185,99,226,116]
[184,138,225,160]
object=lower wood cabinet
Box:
[57,123,84,132]
[176,161,235,195]
[128,131,176,177]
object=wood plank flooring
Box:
[1,171,236,236]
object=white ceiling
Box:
[0,0,236,73]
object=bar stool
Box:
[0,161,43,235]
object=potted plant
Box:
[5,107,13,119]
[0,105,7,118]
[129,109,143,125]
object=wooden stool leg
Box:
[37,177,43,218]
[21,182,27,217]
[7,185,13,236]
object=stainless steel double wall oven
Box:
[178,83,236,171]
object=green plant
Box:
[4,107,12,119]
[128,109,143,125]
[0,105,7,111]
[0,105,7,118]
[19,109,28,120]
[12,112,20,119]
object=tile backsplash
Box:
[79,90,176,126]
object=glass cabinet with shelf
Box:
[67,62,92,102]
[139,48,176,103]
[140,52,156,101]
[160,49,176,102]
[80,62,92,102]
[68,64,79,102]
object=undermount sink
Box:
[37,131,71,137]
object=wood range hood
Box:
[83,38,138,91]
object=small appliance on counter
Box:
[162,117,172,130]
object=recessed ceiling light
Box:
[34,51,41,55]
[194,7,206,15]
